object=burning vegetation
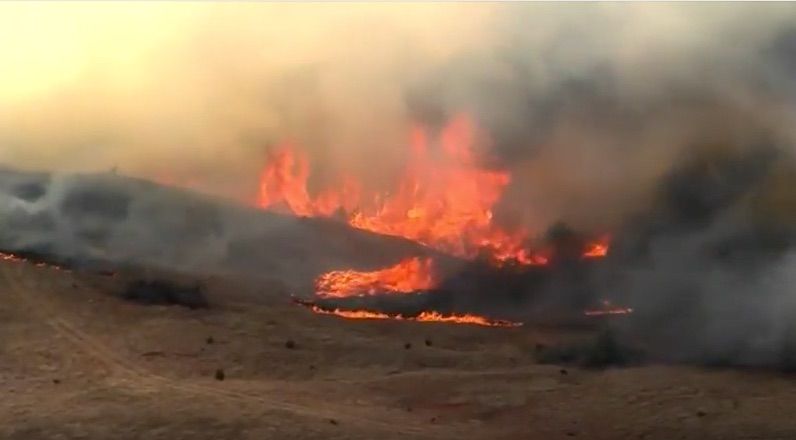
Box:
[257,115,593,267]
[293,298,522,328]
[315,257,435,299]
[256,115,618,326]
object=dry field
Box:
[2,258,796,440]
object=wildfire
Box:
[261,114,617,326]
[258,115,543,265]
[315,257,434,298]
[412,310,521,327]
[583,235,611,259]
[0,252,70,272]
[583,299,634,317]
[298,302,522,328]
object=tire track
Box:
[0,262,449,438]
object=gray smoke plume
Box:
[0,167,441,294]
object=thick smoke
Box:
[597,146,796,366]
[2,4,796,366]
[0,167,443,293]
[407,3,796,231]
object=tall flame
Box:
[257,114,618,325]
[257,115,541,265]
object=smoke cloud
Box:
[2,3,796,366]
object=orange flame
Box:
[303,304,522,328]
[583,235,611,259]
[261,114,615,325]
[258,115,544,265]
[315,257,434,298]
[0,252,70,272]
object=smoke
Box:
[0,167,440,293]
[2,4,793,210]
[406,3,796,231]
[0,2,492,197]
[2,3,796,366]
[593,145,796,367]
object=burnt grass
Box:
[535,327,645,369]
[121,279,209,309]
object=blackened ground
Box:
[122,279,209,309]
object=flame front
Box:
[0,252,70,271]
[258,114,618,325]
[316,257,434,298]
[302,303,522,328]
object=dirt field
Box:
[2,258,796,440]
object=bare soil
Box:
[2,259,796,440]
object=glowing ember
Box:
[300,302,522,328]
[583,235,611,258]
[0,252,70,272]
[0,252,24,263]
[583,299,633,316]
[315,257,434,298]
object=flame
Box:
[258,115,543,265]
[412,310,521,327]
[260,114,614,326]
[256,146,360,217]
[315,257,434,298]
[583,299,633,316]
[583,235,611,258]
[301,303,522,328]
[0,252,70,272]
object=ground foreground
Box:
[2,259,796,440]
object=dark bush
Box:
[122,279,209,309]
[535,328,644,369]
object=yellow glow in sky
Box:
[0,2,196,103]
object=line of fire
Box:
[256,114,630,326]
